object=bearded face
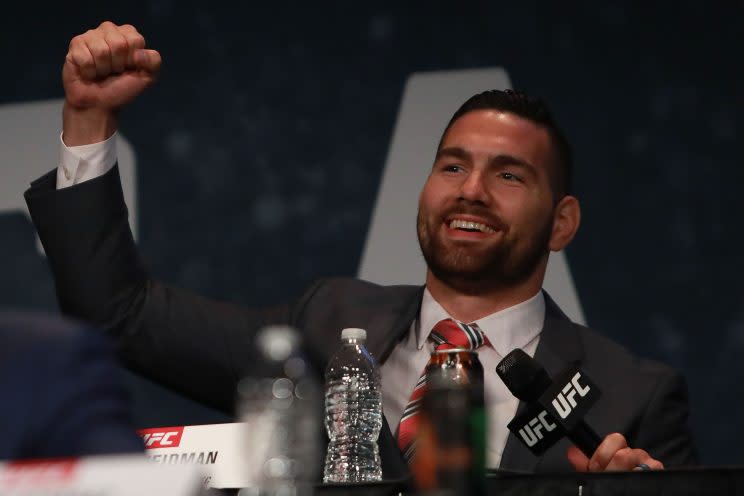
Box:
[416,110,560,293]
[416,202,554,292]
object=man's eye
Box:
[501,172,521,181]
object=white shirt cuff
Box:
[57,132,118,189]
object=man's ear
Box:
[549,195,581,252]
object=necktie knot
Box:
[429,318,490,351]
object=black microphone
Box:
[496,349,603,457]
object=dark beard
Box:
[416,209,553,294]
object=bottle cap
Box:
[341,327,366,341]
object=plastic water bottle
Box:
[237,325,322,496]
[323,327,383,483]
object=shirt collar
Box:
[416,288,545,357]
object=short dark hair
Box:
[441,89,573,199]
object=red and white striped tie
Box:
[396,318,491,463]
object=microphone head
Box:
[496,348,552,401]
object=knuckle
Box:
[132,35,146,48]
[78,52,94,68]
[597,452,613,467]
[614,448,633,463]
[69,46,91,66]
[89,44,110,60]
[120,25,145,43]
[108,39,128,55]
[608,432,627,445]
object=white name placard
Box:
[0,454,203,496]
[139,422,249,489]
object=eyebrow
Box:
[436,146,471,161]
[436,146,538,175]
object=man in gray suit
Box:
[24,21,696,481]
[0,310,144,460]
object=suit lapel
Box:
[499,291,584,473]
[365,285,424,365]
[362,285,423,482]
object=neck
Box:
[425,267,546,323]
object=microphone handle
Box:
[568,423,603,457]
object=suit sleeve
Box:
[24,165,318,413]
[632,369,698,467]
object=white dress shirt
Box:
[58,134,546,468]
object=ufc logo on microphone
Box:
[518,410,557,447]
[138,426,184,448]
[551,372,591,419]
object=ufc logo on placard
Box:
[551,372,591,419]
[518,410,557,447]
[138,426,184,448]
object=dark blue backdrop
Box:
[1,1,742,465]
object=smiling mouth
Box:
[448,219,496,233]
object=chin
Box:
[428,257,497,284]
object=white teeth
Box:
[449,219,495,233]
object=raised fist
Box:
[63,21,161,112]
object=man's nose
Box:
[459,170,489,204]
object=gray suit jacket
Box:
[25,165,697,481]
[0,310,144,460]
